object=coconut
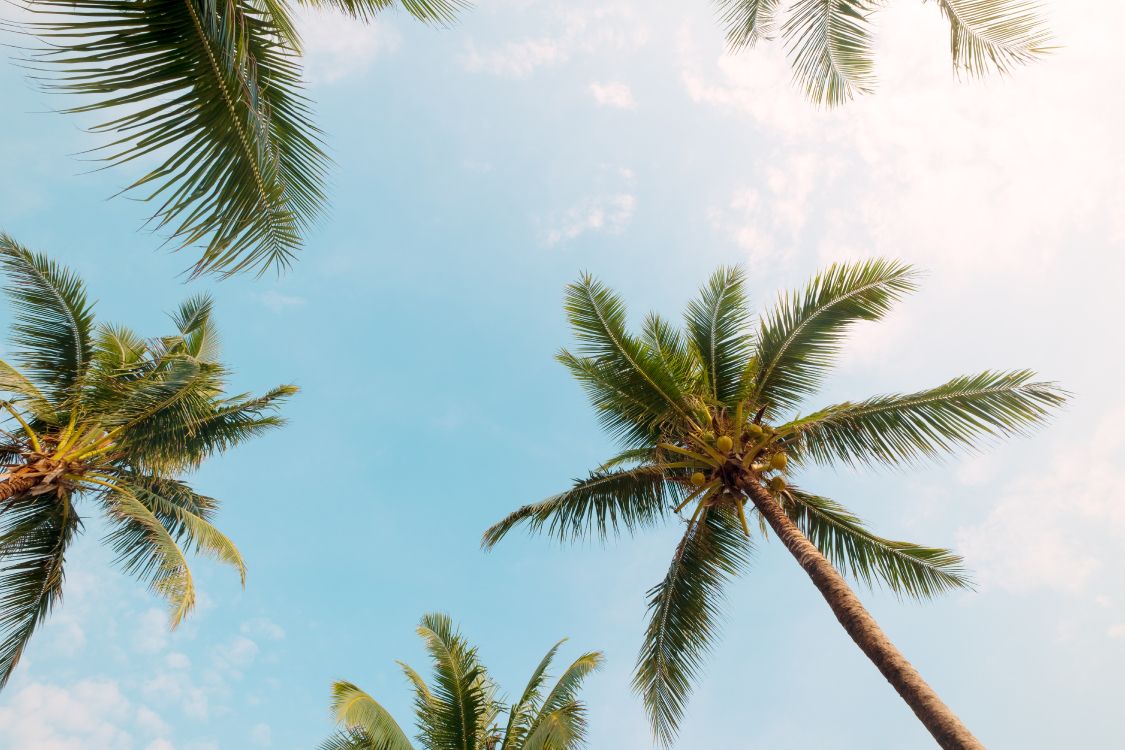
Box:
[716,435,733,453]
[690,472,706,486]
[769,452,788,471]
[768,476,787,493]
[748,423,765,436]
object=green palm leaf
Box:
[747,258,918,417]
[0,496,80,687]
[481,466,675,549]
[634,506,752,746]
[23,0,328,277]
[683,266,753,406]
[718,0,782,48]
[302,0,469,24]
[414,612,492,750]
[934,0,1053,77]
[782,0,876,107]
[327,680,414,750]
[503,639,564,749]
[0,235,95,403]
[782,488,970,597]
[782,369,1067,467]
[520,650,602,750]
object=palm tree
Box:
[0,233,296,687]
[715,0,1052,106]
[321,612,602,750]
[6,0,467,277]
[483,259,1066,749]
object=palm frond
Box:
[718,0,782,48]
[319,729,378,750]
[328,680,414,750]
[101,484,197,627]
[521,650,603,749]
[634,506,752,746]
[0,235,95,403]
[22,0,329,277]
[481,466,676,549]
[683,266,752,406]
[0,361,55,424]
[0,496,80,687]
[300,0,468,24]
[563,275,699,435]
[170,294,221,361]
[934,0,1052,77]
[640,314,696,394]
[746,258,918,416]
[415,612,492,750]
[782,488,971,598]
[782,370,1067,467]
[782,0,877,106]
[503,639,565,749]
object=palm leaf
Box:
[782,369,1067,467]
[415,612,491,750]
[782,488,971,598]
[634,506,752,746]
[0,235,95,403]
[683,266,752,406]
[503,639,564,749]
[481,466,676,549]
[746,258,917,417]
[521,650,603,749]
[782,0,877,106]
[0,495,80,687]
[718,0,782,48]
[300,0,468,24]
[328,680,414,750]
[934,0,1052,77]
[22,0,328,277]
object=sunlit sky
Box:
[0,0,1122,748]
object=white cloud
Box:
[589,81,636,109]
[134,609,170,654]
[1108,624,1125,640]
[540,165,637,246]
[461,5,648,78]
[240,618,285,642]
[250,723,272,747]
[296,8,401,84]
[0,680,136,750]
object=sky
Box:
[0,0,1123,748]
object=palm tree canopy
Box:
[715,0,1052,106]
[483,258,1066,744]
[322,612,603,750]
[9,0,467,277]
[0,234,296,687]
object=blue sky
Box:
[1,0,1123,748]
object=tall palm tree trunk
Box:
[743,480,985,750]
[0,473,39,503]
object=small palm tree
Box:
[8,0,467,277]
[484,259,1065,749]
[716,0,1052,106]
[0,234,295,687]
[321,612,602,750]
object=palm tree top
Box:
[0,233,296,687]
[321,612,603,750]
[716,0,1053,106]
[484,258,1065,744]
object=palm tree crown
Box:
[0,234,295,687]
[321,612,603,750]
[484,259,1065,747]
[8,0,467,277]
[716,0,1052,106]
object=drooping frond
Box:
[299,0,468,24]
[782,0,876,106]
[717,0,782,48]
[101,485,197,627]
[782,370,1067,468]
[0,495,81,687]
[933,0,1052,77]
[0,361,54,424]
[782,488,971,598]
[683,266,752,406]
[320,730,382,750]
[328,680,414,750]
[106,474,246,586]
[0,235,95,403]
[22,0,329,277]
[563,275,698,435]
[634,506,752,746]
[746,258,918,417]
[481,466,676,549]
[414,612,492,750]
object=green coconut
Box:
[690,472,707,486]
[769,452,788,471]
[768,476,787,493]
[716,435,733,453]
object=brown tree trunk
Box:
[0,472,39,503]
[743,480,985,750]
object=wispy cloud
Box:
[589,81,636,109]
[541,167,637,246]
